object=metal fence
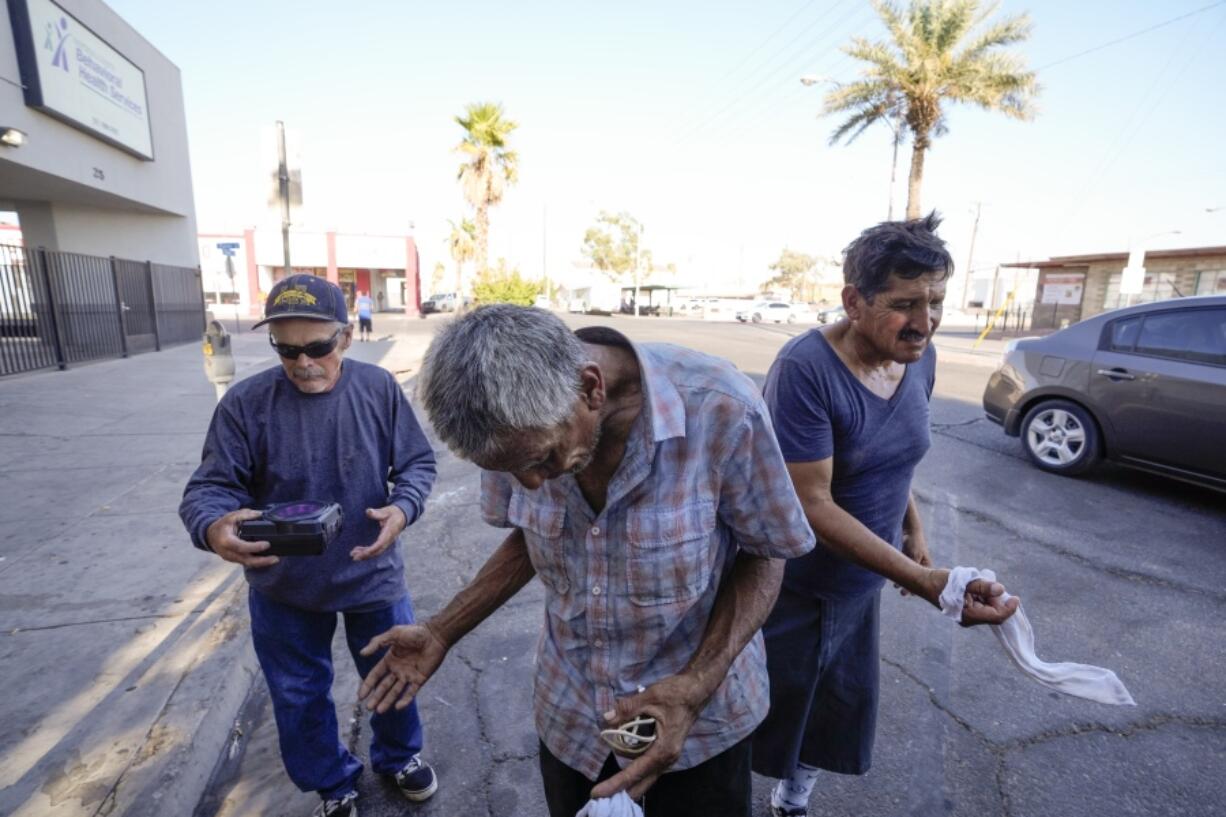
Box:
[0,243,205,377]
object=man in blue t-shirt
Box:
[355,290,375,342]
[179,275,438,817]
[751,214,1020,817]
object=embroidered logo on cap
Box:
[273,286,318,307]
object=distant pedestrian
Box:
[377,290,385,311]
[751,214,1019,817]
[179,274,439,817]
[355,290,375,341]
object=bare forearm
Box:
[805,496,935,601]
[903,491,923,537]
[427,528,536,647]
[682,553,784,702]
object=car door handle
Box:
[1096,368,1136,381]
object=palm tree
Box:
[825,0,1038,219]
[446,218,477,306]
[455,102,519,274]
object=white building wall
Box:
[0,0,197,266]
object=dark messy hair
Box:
[842,211,954,301]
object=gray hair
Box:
[417,305,587,461]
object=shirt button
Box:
[591,526,601,536]
[592,586,602,596]
[593,638,604,648]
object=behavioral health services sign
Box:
[7,0,154,159]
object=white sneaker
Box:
[769,781,808,817]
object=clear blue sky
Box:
[110,0,1226,290]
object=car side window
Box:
[1135,309,1226,365]
[1107,316,1142,351]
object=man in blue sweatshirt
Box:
[180,274,438,817]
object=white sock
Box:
[773,762,820,810]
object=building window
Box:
[1102,271,1181,310]
[1195,270,1226,296]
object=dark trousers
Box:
[751,587,881,778]
[538,737,752,817]
[248,588,424,800]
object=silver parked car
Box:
[982,295,1226,490]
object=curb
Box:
[104,571,260,817]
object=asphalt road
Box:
[204,315,1226,817]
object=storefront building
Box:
[1006,246,1226,330]
[197,228,421,318]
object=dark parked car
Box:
[982,295,1226,490]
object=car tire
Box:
[1020,400,1101,476]
[786,314,796,324]
[752,313,762,323]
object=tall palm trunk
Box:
[474,202,490,277]
[905,133,929,220]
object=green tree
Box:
[581,211,641,279]
[446,218,477,305]
[430,261,446,296]
[763,249,818,301]
[825,0,1038,219]
[455,102,519,275]
[472,259,543,306]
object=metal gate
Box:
[0,244,204,377]
[113,258,159,353]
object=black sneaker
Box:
[394,755,438,802]
[314,791,358,817]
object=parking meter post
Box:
[202,319,236,402]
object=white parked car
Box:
[567,298,588,314]
[737,301,798,324]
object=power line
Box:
[673,0,863,143]
[1035,0,1226,71]
[713,0,823,84]
[675,0,872,144]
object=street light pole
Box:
[801,76,903,221]
[276,121,292,278]
[963,201,983,309]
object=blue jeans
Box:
[248,588,425,799]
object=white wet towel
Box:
[575,791,643,817]
[940,566,1136,706]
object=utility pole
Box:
[276,120,292,277]
[542,203,549,303]
[632,221,643,317]
[963,201,982,309]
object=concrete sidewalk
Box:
[0,316,440,817]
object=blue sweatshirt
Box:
[179,360,437,612]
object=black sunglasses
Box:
[269,327,344,359]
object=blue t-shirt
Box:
[179,360,437,611]
[356,295,374,319]
[763,329,935,599]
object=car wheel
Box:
[1020,400,1101,476]
[752,313,762,323]
[786,314,796,324]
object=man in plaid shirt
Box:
[358,306,814,816]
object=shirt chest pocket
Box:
[508,492,570,594]
[625,501,716,606]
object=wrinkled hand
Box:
[358,622,448,714]
[350,505,406,562]
[922,568,1020,626]
[590,674,706,801]
[896,530,932,596]
[206,508,279,568]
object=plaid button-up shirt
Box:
[481,335,814,779]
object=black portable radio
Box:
[237,500,343,556]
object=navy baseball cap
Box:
[253,274,349,329]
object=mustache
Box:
[899,330,927,342]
